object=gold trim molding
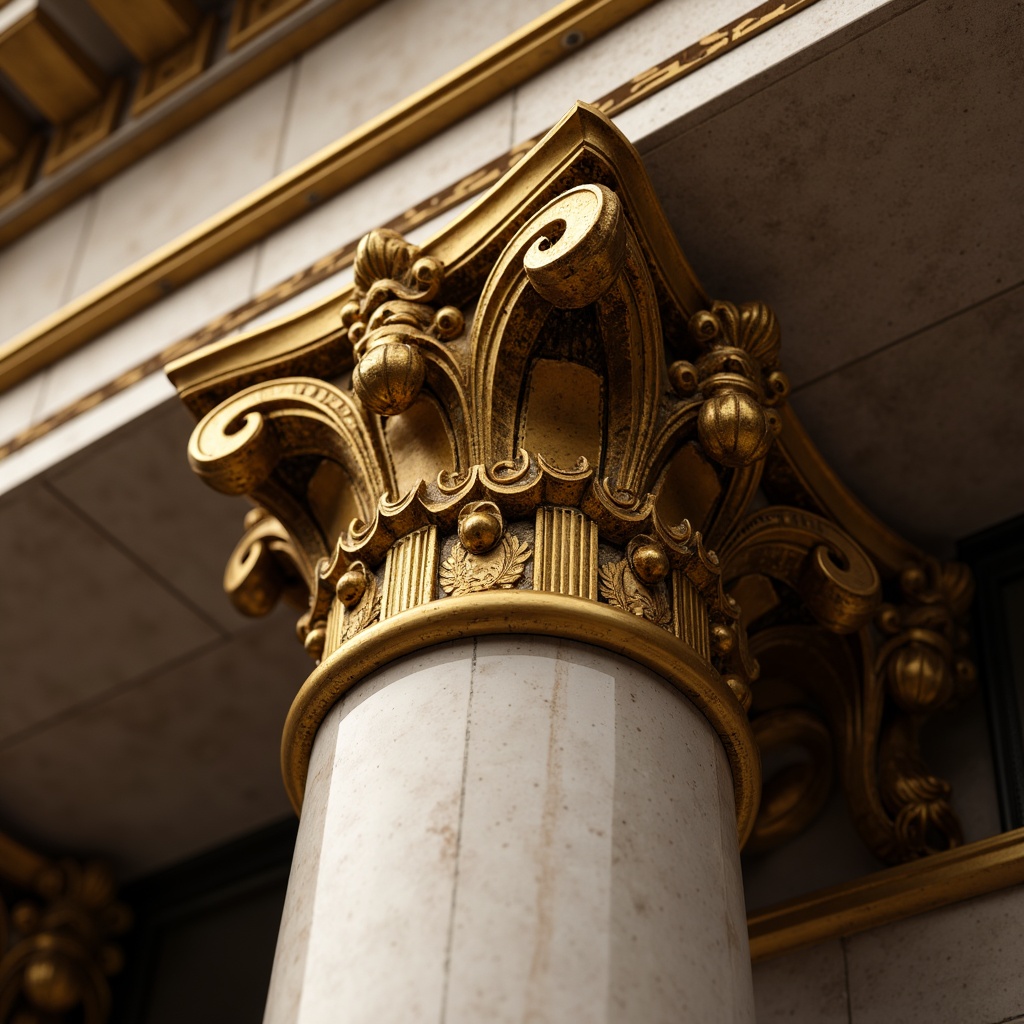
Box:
[283,592,760,841]
[0,0,665,395]
[171,102,976,873]
[0,0,822,406]
[748,827,1024,961]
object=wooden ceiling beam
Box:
[0,4,106,124]
[0,88,30,165]
[86,0,200,64]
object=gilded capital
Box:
[169,103,975,866]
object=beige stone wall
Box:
[0,0,885,475]
[754,885,1024,1024]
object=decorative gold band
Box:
[749,826,1024,961]
[281,590,761,845]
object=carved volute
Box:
[169,103,975,867]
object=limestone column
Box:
[171,104,979,1021]
[174,133,784,1023]
[264,631,753,1024]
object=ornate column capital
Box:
[169,103,975,866]
[0,834,129,1024]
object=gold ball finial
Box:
[458,502,503,554]
[725,675,753,713]
[303,625,326,662]
[336,564,368,608]
[23,955,83,1012]
[628,539,670,584]
[352,341,426,416]
[698,390,773,467]
[888,642,953,713]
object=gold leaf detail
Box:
[598,558,671,627]
[440,534,531,598]
[340,574,381,642]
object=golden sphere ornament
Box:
[458,502,503,554]
[336,566,368,608]
[352,340,426,416]
[303,625,326,662]
[888,641,952,713]
[629,540,670,584]
[698,389,773,467]
[23,955,82,1012]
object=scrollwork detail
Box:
[177,147,979,871]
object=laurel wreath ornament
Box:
[339,573,382,642]
[440,534,531,597]
[598,558,671,627]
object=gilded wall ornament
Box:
[170,103,975,862]
[338,569,381,645]
[0,843,129,1024]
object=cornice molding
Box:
[0,0,821,408]
[0,0,666,396]
[167,102,708,414]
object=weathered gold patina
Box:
[170,103,975,872]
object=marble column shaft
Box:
[264,635,754,1024]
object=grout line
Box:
[0,634,227,753]
[28,366,50,425]
[439,638,476,1024]
[41,479,232,640]
[60,191,100,307]
[249,60,304,293]
[791,278,1024,395]
[30,191,102,430]
[841,936,854,1024]
[273,60,302,177]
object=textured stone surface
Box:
[0,605,306,876]
[266,636,753,1024]
[69,69,292,296]
[845,884,1024,1024]
[752,940,849,1024]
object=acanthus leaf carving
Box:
[338,572,381,644]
